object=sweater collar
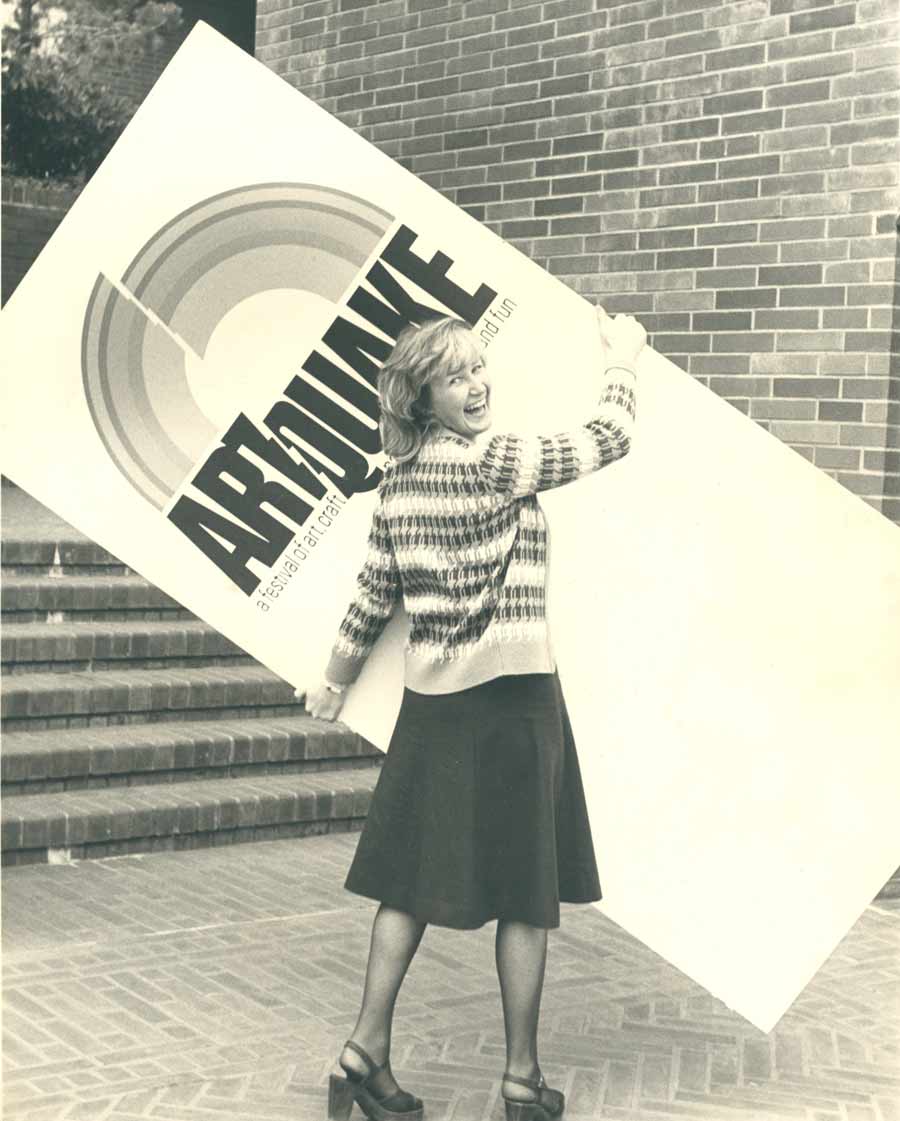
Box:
[426,422,476,447]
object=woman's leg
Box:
[495,919,549,1100]
[341,904,426,1084]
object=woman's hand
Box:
[596,307,647,368]
[294,681,346,722]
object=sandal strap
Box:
[342,1039,381,1075]
[341,1042,422,1113]
[502,1072,544,1092]
[503,1072,563,1117]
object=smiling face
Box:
[426,334,491,440]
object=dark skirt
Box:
[344,672,601,930]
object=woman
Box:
[303,308,645,1121]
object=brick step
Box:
[1,573,193,621]
[0,769,379,864]
[1,527,126,573]
[2,559,133,576]
[1,665,302,730]
[2,619,253,674]
[1,487,128,573]
[1,714,379,794]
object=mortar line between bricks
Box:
[2,1024,314,1082]
[866,904,900,918]
[8,902,895,974]
[2,902,371,967]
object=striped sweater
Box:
[326,366,637,695]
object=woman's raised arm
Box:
[475,310,642,499]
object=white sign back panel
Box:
[2,24,898,1033]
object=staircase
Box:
[1,484,381,866]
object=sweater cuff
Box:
[598,366,637,422]
[324,649,364,687]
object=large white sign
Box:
[2,23,898,1033]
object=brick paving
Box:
[3,834,898,1121]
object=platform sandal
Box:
[327,1040,424,1121]
[501,1072,565,1121]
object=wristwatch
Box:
[324,680,347,696]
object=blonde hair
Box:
[378,316,480,463]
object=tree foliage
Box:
[2,0,182,183]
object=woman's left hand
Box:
[295,682,346,722]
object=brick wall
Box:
[93,28,185,106]
[91,0,256,104]
[256,0,900,523]
[886,218,900,517]
[1,179,80,306]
